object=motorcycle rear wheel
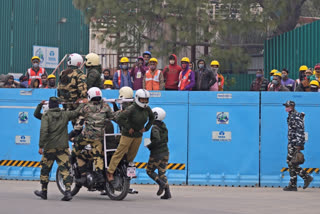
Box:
[105,175,130,200]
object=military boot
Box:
[283,186,297,191]
[155,179,166,196]
[95,170,105,184]
[160,186,172,199]
[61,191,72,201]
[34,190,47,200]
[303,176,313,189]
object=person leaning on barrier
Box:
[34,97,81,201]
[295,69,313,92]
[107,89,154,183]
[282,101,313,191]
[295,65,308,89]
[146,107,171,200]
[309,80,320,92]
[268,72,289,91]
[47,74,57,89]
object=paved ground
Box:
[0,180,319,214]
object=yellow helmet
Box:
[120,57,129,63]
[270,69,278,75]
[210,60,220,67]
[310,80,319,87]
[273,72,282,77]
[31,56,40,62]
[149,58,158,64]
[47,74,56,79]
[181,57,190,63]
[104,80,113,86]
[299,65,308,71]
[85,53,100,66]
[313,70,316,75]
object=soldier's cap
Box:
[49,97,61,103]
[283,100,295,107]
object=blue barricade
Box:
[188,92,260,186]
[0,89,56,180]
[260,92,320,187]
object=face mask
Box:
[285,107,292,112]
[42,79,47,85]
[307,75,311,80]
[270,76,273,81]
[169,60,175,65]
[199,64,204,69]
[49,80,55,87]
[150,65,156,70]
[121,65,128,70]
[211,68,218,74]
[33,63,39,68]
[272,80,279,85]
[256,74,263,78]
[104,75,109,79]
[281,74,287,79]
[181,64,187,69]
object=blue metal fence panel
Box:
[0,89,56,180]
[260,92,320,187]
[188,92,260,186]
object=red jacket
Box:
[163,54,182,90]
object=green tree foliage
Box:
[74,0,319,73]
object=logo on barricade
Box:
[15,135,31,145]
[18,112,28,124]
[212,131,232,142]
[216,112,229,124]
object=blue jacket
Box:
[113,70,133,89]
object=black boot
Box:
[95,171,105,184]
[283,186,297,191]
[303,176,313,189]
[160,186,172,199]
[155,179,166,196]
[34,190,47,200]
[61,191,72,201]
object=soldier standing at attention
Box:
[282,100,313,191]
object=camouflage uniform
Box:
[74,100,114,174]
[286,109,309,188]
[146,120,169,187]
[38,98,79,192]
[86,66,102,89]
[57,68,87,130]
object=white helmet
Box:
[67,53,83,68]
[85,53,100,66]
[135,89,150,108]
[152,107,166,121]
[119,86,133,99]
[87,87,102,101]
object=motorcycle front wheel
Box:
[105,175,130,200]
[56,166,82,196]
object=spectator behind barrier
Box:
[281,68,295,91]
[250,69,269,91]
[163,54,182,90]
[268,72,289,91]
[310,63,320,82]
[40,73,48,88]
[131,56,147,90]
[19,75,29,88]
[309,80,320,92]
[295,69,312,92]
[194,59,216,91]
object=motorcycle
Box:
[56,133,137,201]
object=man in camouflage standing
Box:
[57,53,87,130]
[34,97,80,201]
[283,100,313,191]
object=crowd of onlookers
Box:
[2,52,320,93]
[250,64,320,92]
